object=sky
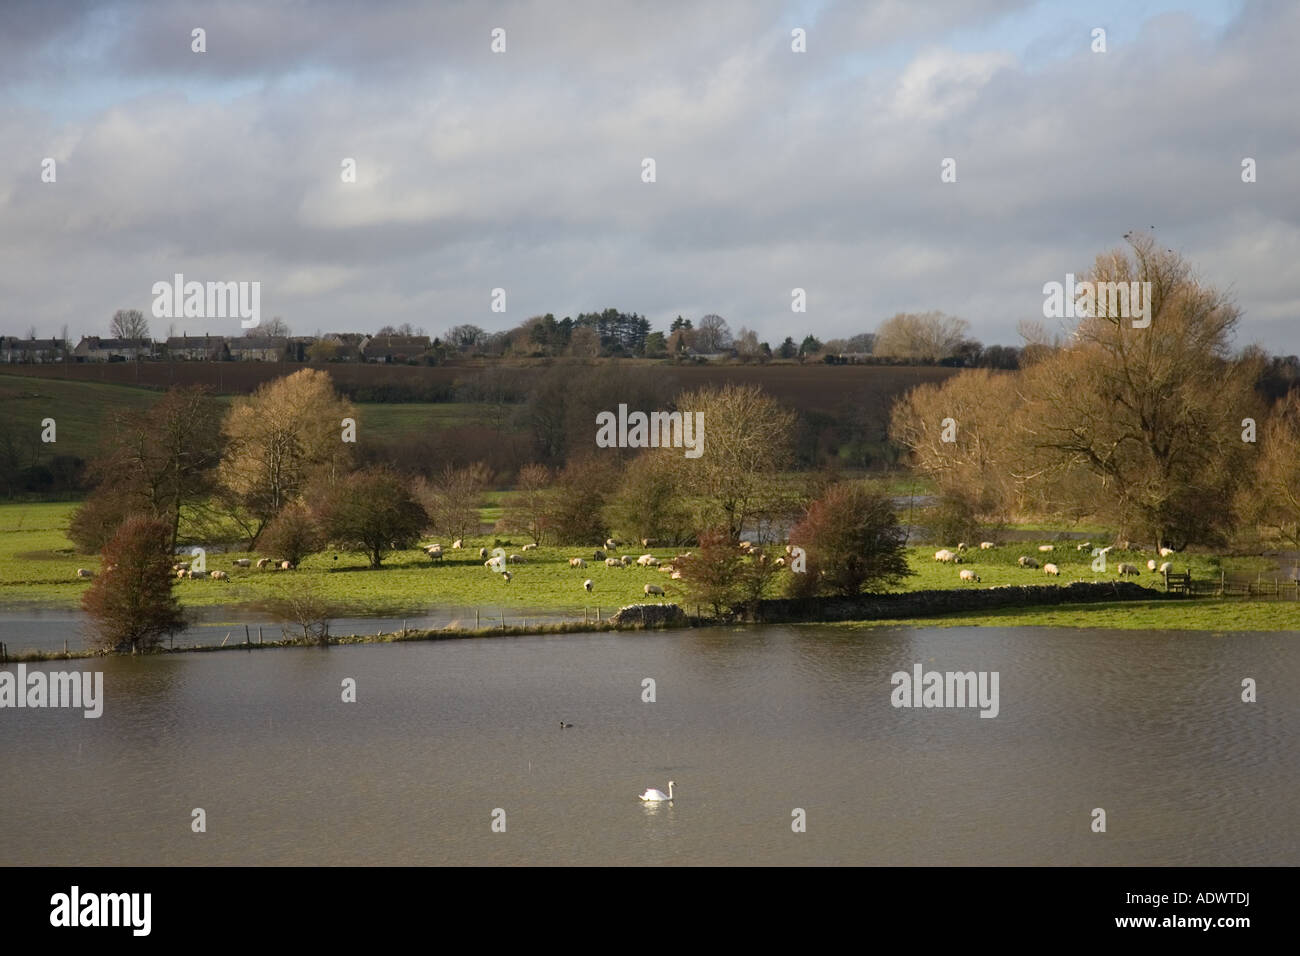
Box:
[1,0,1296,353]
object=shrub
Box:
[81,515,186,653]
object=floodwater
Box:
[0,625,1295,865]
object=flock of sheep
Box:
[934,541,1178,584]
[472,536,690,597]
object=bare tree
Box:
[110,308,150,343]
[695,314,732,352]
[874,311,970,361]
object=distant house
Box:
[228,336,288,361]
[362,335,430,363]
[165,334,228,361]
[1,337,65,363]
[72,336,152,362]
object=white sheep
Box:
[1117,563,1141,576]
[637,554,657,566]
[190,569,209,579]
[256,557,272,569]
[233,558,251,568]
[210,570,230,581]
[593,550,606,561]
[1159,547,1175,557]
[426,545,443,561]
[1038,544,1055,552]
[641,538,657,548]
[501,570,512,582]
[1147,559,1157,571]
[479,547,489,559]
[1043,563,1060,576]
[583,578,593,592]
[280,560,293,571]
[979,542,995,550]
[605,538,618,550]
[605,557,621,567]
[934,549,955,563]
[508,554,523,564]
[670,570,683,580]
[522,543,538,551]
[959,569,980,582]
[76,568,94,579]
[452,539,463,549]
[621,555,634,566]
[176,568,189,579]
[1158,561,1172,573]
[1017,556,1039,569]
[956,542,968,552]
[569,557,587,568]
[644,583,664,596]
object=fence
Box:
[1163,569,1300,599]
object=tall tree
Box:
[788,482,912,598]
[695,314,732,352]
[413,462,492,542]
[874,311,971,361]
[315,467,427,568]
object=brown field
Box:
[0,359,957,418]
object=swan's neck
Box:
[667,783,674,799]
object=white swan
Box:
[639,780,675,802]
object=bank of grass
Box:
[1,501,1295,633]
[826,598,1300,632]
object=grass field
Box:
[2,501,1296,631]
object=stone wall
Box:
[756,581,1166,623]
[610,603,688,627]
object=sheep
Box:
[172,563,189,571]
[451,539,463,549]
[1017,556,1039,569]
[934,549,955,563]
[979,541,995,550]
[176,569,189,579]
[75,568,94,579]
[233,558,251,568]
[594,550,606,561]
[956,542,968,552]
[280,560,294,571]
[1147,559,1157,571]
[569,557,587,568]
[738,540,753,551]
[190,569,209,579]
[621,555,634,567]
[1117,563,1141,576]
[1043,563,1060,576]
[1158,561,1172,574]
[670,570,683,580]
[641,538,657,548]
[583,579,593,592]
[1038,544,1055,552]
[959,569,980,583]
[256,557,272,569]
[501,570,512,582]
[522,543,538,552]
[637,554,659,567]
[210,570,230,581]
[507,554,524,564]
[644,583,665,596]
[426,545,443,561]
[605,538,618,550]
[774,556,786,567]
[605,557,621,567]
[784,544,794,555]
[479,547,489,559]
[1159,547,1175,557]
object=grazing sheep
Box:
[959,569,980,583]
[605,557,621,567]
[1017,556,1040,569]
[956,542,968,552]
[594,550,606,561]
[569,557,587,568]
[256,557,272,569]
[583,579,593,592]
[934,549,955,563]
[637,554,659,567]
[738,540,753,551]
[1159,547,1175,557]
[670,570,683,580]
[233,558,251,568]
[1117,563,1141,576]
[774,556,786,567]
[508,554,523,564]
[452,539,463,549]
[644,583,665,596]
[280,560,293,571]
[501,570,512,582]
[1038,544,1054,552]
[426,545,443,561]
[479,547,489,559]
[76,568,95,579]
[784,544,794,555]
[1158,561,1172,573]
[522,543,538,552]
[210,570,230,581]
[1043,563,1060,576]
[641,538,657,548]
[979,542,995,550]
[1147,559,1157,571]
[190,570,209,579]
[605,538,618,550]
[621,555,633,566]
[176,569,189,579]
